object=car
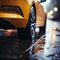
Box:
[0,0,46,40]
[0,0,46,59]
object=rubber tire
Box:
[17,6,36,49]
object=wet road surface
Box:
[0,29,30,60]
[0,29,45,60]
[0,29,60,60]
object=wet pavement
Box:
[43,18,60,60]
[0,28,60,60]
[0,29,29,60]
[0,29,43,60]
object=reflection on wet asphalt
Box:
[0,29,30,60]
[1,29,60,60]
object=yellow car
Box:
[0,0,46,40]
[0,0,46,59]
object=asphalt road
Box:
[0,29,45,60]
[0,29,60,60]
[0,29,30,60]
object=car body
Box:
[0,0,46,28]
[0,0,46,59]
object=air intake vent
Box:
[2,6,24,17]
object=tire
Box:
[26,6,36,43]
[17,6,36,51]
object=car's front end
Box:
[0,0,32,28]
[0,0,47,59]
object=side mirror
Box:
[41,0,46,2]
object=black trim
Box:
[2,6,24,17]
[0,18,16,29]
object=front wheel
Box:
[17,6,36,52]
[18,6,36,40]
